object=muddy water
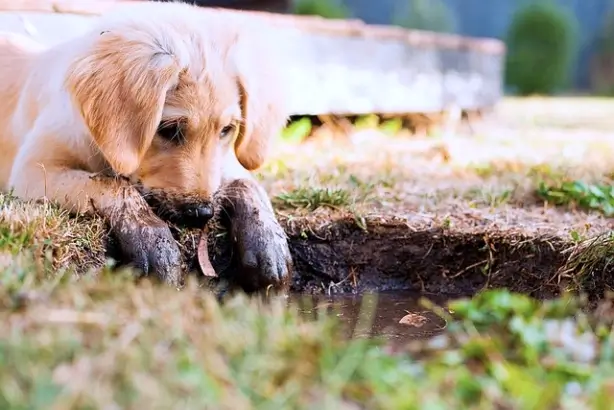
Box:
[288,291,449,347]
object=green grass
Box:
[0,193,106,270]
[2,256,614,409]
[274,187,353,211]
[538,180,614,216]
[3,191,614,408]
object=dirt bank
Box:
[112,209,609,302]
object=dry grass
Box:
[2,97,614,285]
[259,97,614,238]
[0,266,374,409]
[253,96,614,296]
[495,96,614,131]
[0,193,106,274]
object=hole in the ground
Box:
[104,213,611,345]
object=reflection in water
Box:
[288,291,449,347]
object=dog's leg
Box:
[217,153,293,293]
[9,166,184,286]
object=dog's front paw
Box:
[231,210,293,292]
[112,214,184,287]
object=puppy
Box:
[0,2,293,290]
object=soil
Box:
[282,216,567,298]
[98,210,609,302]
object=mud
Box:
[160,213,612,302]
[289,291,449,348]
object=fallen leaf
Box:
[197,227,217,277]
[399,313,428,327]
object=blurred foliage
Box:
[4,258,614,410]
[291,0,351,19]
[596,8,614,55]
[537,180,614,216]
[504,1,579,96]
[392,0,457,33]
[590,8,614,95]
[280,117,313,143]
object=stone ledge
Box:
[0,0,504,54]
[0,0,506,115]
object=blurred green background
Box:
[290,0,614,96]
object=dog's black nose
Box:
[183,203,214,226]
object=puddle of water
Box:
[288,291,449,347]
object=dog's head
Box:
[65,9,287,226]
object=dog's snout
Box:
[139,188,215,228]
[184,203,214,225]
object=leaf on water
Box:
[198,227,217,277]
[399,313,428,327]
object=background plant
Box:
[291,0,351,19]
[504,1,579,95]
[590,7,614,95]
[537,180,614,216]
[392,0,457,33]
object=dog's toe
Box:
[113,217,184,287]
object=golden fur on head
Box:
[0,2,289,206]
[70,4,287,197]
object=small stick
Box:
[197,226,217,277]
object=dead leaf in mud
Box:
[399,313,428,327]
[197,227,217,277]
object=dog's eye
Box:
[157,121,185,144]
[219,124,236,140]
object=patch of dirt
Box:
[112,209,608,302]
[284,216,564,297]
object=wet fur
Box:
[0,2,292,288]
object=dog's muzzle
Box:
[135,183,215,228]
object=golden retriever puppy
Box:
[0,2,293,290]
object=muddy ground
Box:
[163,212,606,302]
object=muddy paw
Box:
[112,214,184,287]
[231,211,293,293]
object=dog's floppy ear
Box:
[233,30,288,171]
[66,31,182,175]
